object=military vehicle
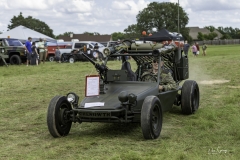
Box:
[0,47,8,66]
[0,38,26,65]
[47,39,200,139]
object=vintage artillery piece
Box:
[47,39,199,139]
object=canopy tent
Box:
[140,28,184,42]
[0,25,56,43]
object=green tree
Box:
[205,26,216,32]
[136,2,189,40]
[111,32,126,41]
[197,32,205,41]
[124,24,141,40]
[55,32,74,39]
[83,32,100,35]
[8,12,55,38]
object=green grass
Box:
[0,45,240,160]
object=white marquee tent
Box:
[0,25,56,42]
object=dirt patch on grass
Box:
[199,80,230,85]
[228,86,240,89]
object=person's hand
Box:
[159,85,163,90]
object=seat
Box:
[121,61,137,81]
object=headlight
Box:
[67,93,76,102]
[118,91,128,103]
[67,92,79,104]
[1,49,4,53]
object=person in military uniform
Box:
[141,58,177,92]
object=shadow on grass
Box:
[72,123,142,140]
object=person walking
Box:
[25,37,32,66]
[202,43,207,56]
[191,43,197,57]
[195,42,200,57]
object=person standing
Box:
[202,43,207,56]
[25,37,32,66]
[43,38,48,61]
[191,43,197,57]
[183,41,190,56]
[38,38,46,64]
[31,42,39,65]
[195,42,200,57]
[55,46,61,63]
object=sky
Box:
[0,0,240,36]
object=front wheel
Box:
[141,96,162,139]
[69,56,75,63]
[47,96,72,138]
[181,80,200,114]
[10,55,21,65]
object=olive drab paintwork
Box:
[141,69,177,91]
[0,38,26,65]
[0,47,8,66]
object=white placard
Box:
[85,75,100,97]
[84,102,105,108]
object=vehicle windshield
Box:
[6,39,23,46]
[91,42,104,48]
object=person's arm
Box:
[160,72,177,91]
[35,48,38,55]
[25,43,29,53]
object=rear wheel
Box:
[141,96,162,139]
[10,55,21,65]
[47,96,72,137]
[181,80,200,114]
[48,56,54,62]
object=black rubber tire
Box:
[48,56,55,62]
[69,56,75,63]
[181,80,200,114]
[47,96,72,138]
[10,55,21,65]
[141,96,162,139]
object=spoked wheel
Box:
[141,96,162,139]
[47,96,72,137]
[181,80,200,114]
[141,73,157,82]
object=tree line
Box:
[2,2,240,42]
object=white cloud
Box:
[111,1,131,10]
[0,0,240,36]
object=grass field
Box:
[0,45,240,160]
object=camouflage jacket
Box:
[142,69,177,91]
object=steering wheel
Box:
[141,74,157,82]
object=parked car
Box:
[99,41,118,47]
[59,41,106,63]
[46,42,72,61]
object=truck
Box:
[0,38,26,65]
